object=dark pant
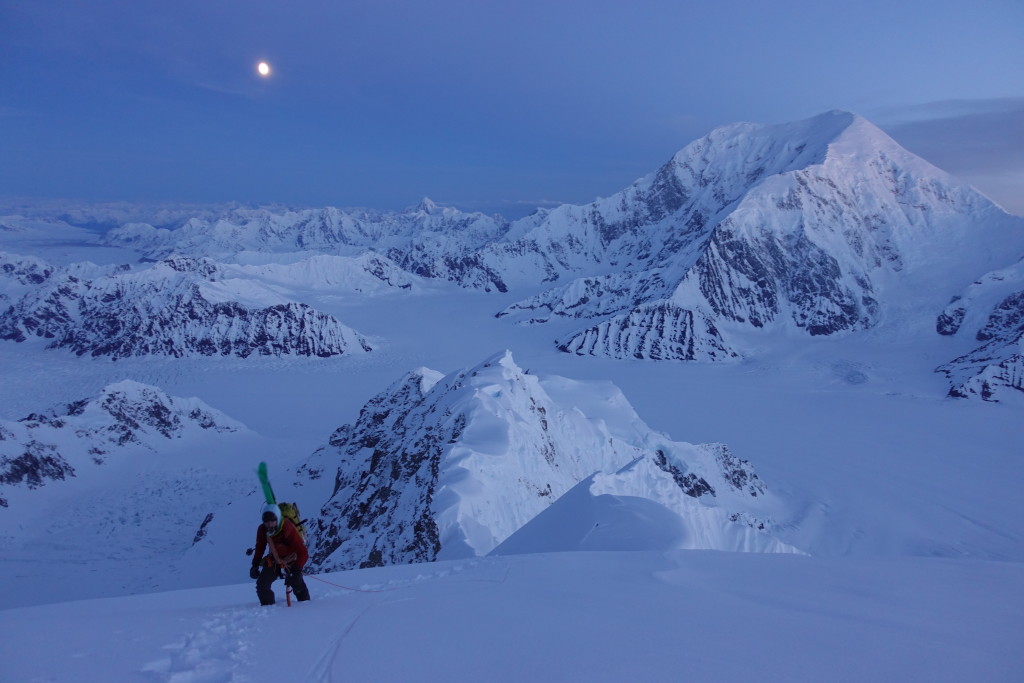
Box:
[256,563,310,605]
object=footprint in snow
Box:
[140,606,263,681]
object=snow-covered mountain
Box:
[496,111,1024,364]
[305,350,795,572]
[0,378,265,604]
[0,253,375,359]
[0,379,245,507]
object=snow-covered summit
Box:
[494,110,1024,368]
[408,197,443,215]
[307,350,794,571]
[25,110,1023,396]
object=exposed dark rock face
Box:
[386,247,508,292]
[694,227,872,336]
[653,449,715,498]
[191,513,215,545]
[0,442,75,488]
[0,253,56,286]
[939,290,1024,401]
[652,444,765,500]
[90,383,238,440]
[310,370,448,570]
[977,291,1024,343]
[936,299,966,336]
[706,443,766,497]
[557,302,737,361]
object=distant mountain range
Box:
[4,111,1021,399]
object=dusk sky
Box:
[2,0,1022,217]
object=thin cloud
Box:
[875,98,1024,215]
[870,97,1024,125]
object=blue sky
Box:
[2,0,1022,217]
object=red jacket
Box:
[254,519,308,569]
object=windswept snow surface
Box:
[2,551,1021,682]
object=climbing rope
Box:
[305,574,386,593]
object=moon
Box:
[257,61,271,77]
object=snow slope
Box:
[2,551,1021,682]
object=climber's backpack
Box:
[277,501,307,543]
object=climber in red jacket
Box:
[249,504,310,605]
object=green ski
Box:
[257,461,277,506]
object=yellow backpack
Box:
[277,501,308,543]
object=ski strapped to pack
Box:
[257,462,308,541]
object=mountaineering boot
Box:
[256,564,277,605]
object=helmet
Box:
[261,503,281,524]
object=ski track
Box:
[306,598,382,683]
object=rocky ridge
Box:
[0,254,374,359]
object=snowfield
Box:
[4,551,1022,682]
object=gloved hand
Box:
[249,565,260,580]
